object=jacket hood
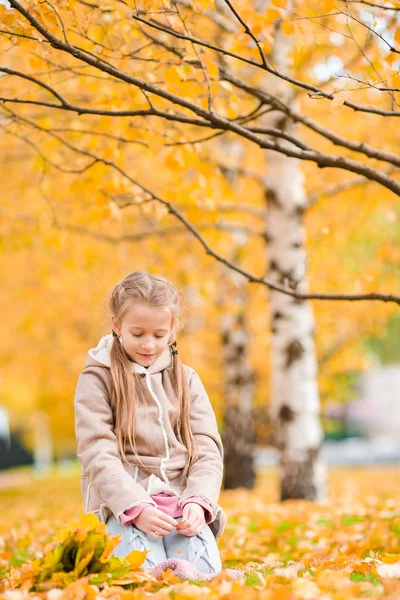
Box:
[84,334,172,374]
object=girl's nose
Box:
[141,341,155,351]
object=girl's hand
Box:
[133,506,177,539]
[176,503,206,537]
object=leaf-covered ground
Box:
[1,466,400,599]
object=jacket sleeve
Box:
[180,496,214,524]
[74,367,157,520]
[178,368,224,518]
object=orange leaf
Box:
[265,8,281,22]
[124,549,149,570]
[394,27,400,48]
[163,67,182,85]
[281,20,295,35]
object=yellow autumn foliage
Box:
[0,0,399,455]
[2,467,400,598]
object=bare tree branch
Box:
[176,0,237,32]
[0,28,50,42]
[133,21,400,163]
[130,13,335,99]
[3,7,400,198]
[220,70,400,168]
[174,3,213,111]
[342,5,398,109]
[340,8,400,55]
[0,67,69,105]
[50,126,147,146]
[0,205,263,243]
[220,0,270,68]
[4,108,399,306]
[342,0,400,10]
[3,128,99,174]
[4,0,399,121]
[43,0,69,44]
[308,166,400,207]
[130,9,400,117]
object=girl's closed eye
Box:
[131,333,166,338]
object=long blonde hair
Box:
[109,270,197,478]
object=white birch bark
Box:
[260,4,326,501]
[214,0,327,499]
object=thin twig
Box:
[4,108,400,305]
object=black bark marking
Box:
[307,444,322,462]
[293,205,305,218]
[280,454,318,501]
[279,404,296,423]
[276,268,298,289]
[276,115,290,130]
[267,189,280,208]
[273,311,285,320]
[222,406,256,490]
[236,344,245,357]
[270,259,279,272]
[232,373,248,386]
[285,339,305,367]
[221,331,229,345]
[262,231,272,243]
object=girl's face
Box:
[112,303,174,367]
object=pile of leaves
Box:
[8,513,154,592]
[2,467,400,598]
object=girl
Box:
[74,271,227,574]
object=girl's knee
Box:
[193,546,222,574]
[106,517,139,558]
[189,531,222,574]
[197,558,222,574]
[165,526,222,574]
[129,528,159,568]
[106,518,166,567]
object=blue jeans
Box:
[106,515,222,574]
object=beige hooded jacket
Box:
[74,334,227,539]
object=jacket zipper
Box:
[144,371,170,485]
[84,481,92,513]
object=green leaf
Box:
[342,515,367,526]
[10,550,33,567]
[350,571,381,585]
[317,518,335,527]
[275,522,296,532]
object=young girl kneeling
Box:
[74,270,226,574]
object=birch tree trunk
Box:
[260,5,327,501]
[213,0,326,499]
[219,240,256,489]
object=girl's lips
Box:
[139,353,154,357]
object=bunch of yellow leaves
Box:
[8,513,154,592]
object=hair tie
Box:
[112,330,124,346]
[171,342,178,356]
